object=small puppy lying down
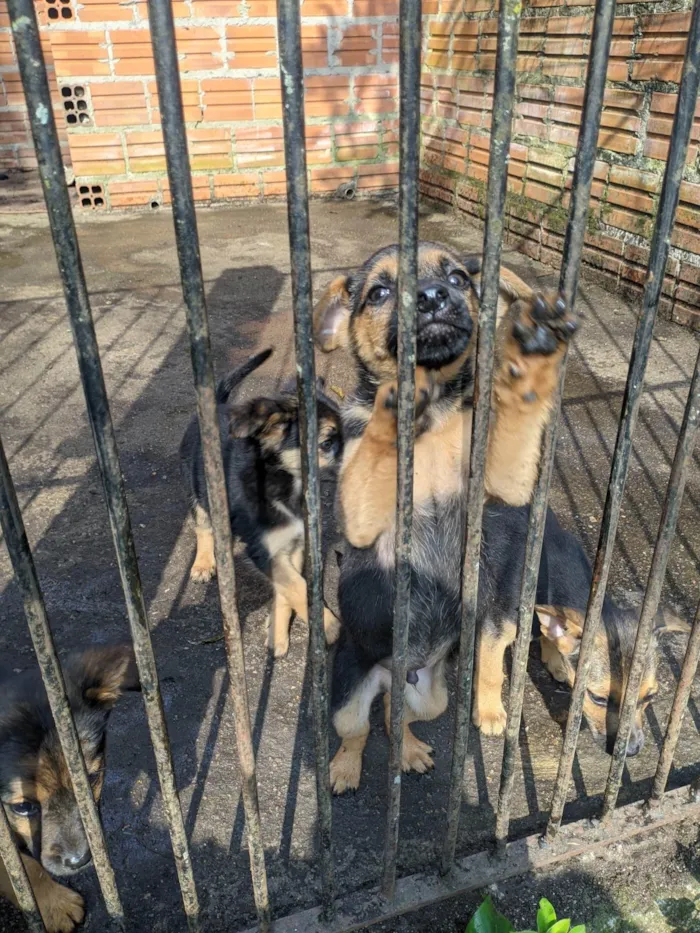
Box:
[0,645,139,933]
[179,348,343,657]
[475,503,689,755]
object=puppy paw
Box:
[402,731,434,774]
[473,702,508,736]
[371,368,436,439]
[323,609,341,646]
[39,881,85,933]
[511,293,578,358]
[190,560,216,583]
[330,744,363,794]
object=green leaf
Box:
[466,898,515,933]
[570,926,586,933]
[548,921,571,933]
[537,899,557,933]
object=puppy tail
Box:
[216,348,273,404]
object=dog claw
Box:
[190,563,216,583]
[473,705,508,736]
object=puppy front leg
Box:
[190,504,217,582]
[486,293,579,506]
[340,370,434,549]
[0,854,84,933]
[270,552,340,647]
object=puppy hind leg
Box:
[473,622,517,736]
[331,665,388,794]
[190,505,217,583]
[383,693,434,775]
[273,550,341,646]
[265,589,293,658]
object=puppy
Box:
[179,348,343,657]
[314,242,578,793]
[0,645,139,932]
[475,503,689,755]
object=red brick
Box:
[301,25,328,68]
[187,128,232,170]
[49,31,110,78]
[632,61,683,82]
[382,23,398,64]
[163,174,211,201]
[252,77,282,120]
[309,164,354,193]
[609,166,660,194]
[108,179,160,208]
[235,124,284,169]
[354,74,398,115]
[90,81,149,127]
[606,187,655,214]
[76,0,134,22]
[354,0,397,11]
[125,129,166,172]
[335,24,377,67]
[641,11,691,33]
[149,79,202,123]
[202,78,253,123]
[68,132,125,174]
[681,182,700,207]
[356,160,399,190]
[300,0,349,13]
[605,207,654,238]
[213,172,261,199]
[226,25,278,70]
[306,75,351,118]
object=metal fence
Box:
[1,0,700,928]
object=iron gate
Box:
[1,0,700,928]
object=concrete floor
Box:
[1,199,700,933]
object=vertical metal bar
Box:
[493,0,617,847]
[381,0,421,901]
[603,344,700,814]
[441,0,522,874]
[0,804,44,933]
[0,436,123,926]
[7,0,201,926]
[276,0,335,914]
[651,592,700,802]
[146,0,269,926]
[547,0,700,838]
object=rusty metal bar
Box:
[146,0,269,926]
[604,341,700,814]
[0,433,123,927]
[651,591,700,801]
[441,0,522,873]
[7,0,200,926]
[381,0,422,901]
[547,0,700,838]
[493,0,617,847]
[242,784,700,933]
[276,0,335,913]
[0,800,44,933]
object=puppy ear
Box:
[229,398,296,449]
[535,605,585,655]
[655,608,692,635]
[73,644,140,710]
[313,276,352,352]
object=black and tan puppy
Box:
[179,348,343,657]
[475,503,689,755]
[313,242,578,793]
[0,645,138,932]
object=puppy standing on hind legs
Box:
[179,348,343,657]
[313,242,579,793]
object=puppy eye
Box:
[367,284,390,305]
[587,690,607,707]
[9,801,39,818]
[448,270,469,288]
[319,435,338,452]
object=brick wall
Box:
[0,0,399,204]
[419,0,700,328]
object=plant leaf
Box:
[569,926,586,932]
[537,899,557,933]
[466,898,515,933]
[548,921,571,933]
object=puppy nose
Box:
[63,850,91,871]
[626,730,645,758]
[417,284,449,316]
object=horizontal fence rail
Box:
[2,0,700,927]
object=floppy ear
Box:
[655,608,692,635]
[313,275,352,352]
[73,644,140,710]
[535,605,585,656]
[229,397,296,443]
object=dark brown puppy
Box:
[0,645,139,932]
[314,242,578,793]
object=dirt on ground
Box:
[0,199,699,933]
